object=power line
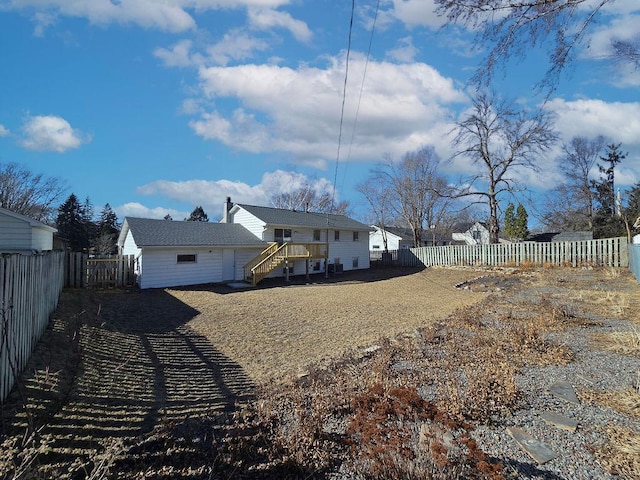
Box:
[342,0,380,190]
[331,0,356,213]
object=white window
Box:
[177,254,197,263]
[313,229,321,241]
[353,231,359,242]
[352,257,359,268]
[334,230,340,241]
[275,228,292,244]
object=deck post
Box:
[305,258,310,281]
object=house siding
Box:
[328,229,370,271]
[139,247,224,289]
[369,228,404,251]
[0,213,32,251]
[229,209,265,239]
[31,226,54,251]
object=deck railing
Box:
[245,242,328,285]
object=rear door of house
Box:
[222,248,235,281]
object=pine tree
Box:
[94,203,120,254]
[592,143,627,238]
[514,204,529,240]
[186,206,209,222]
[57,194,91,252]
[503,203,516,240]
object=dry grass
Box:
[177,267,488,382]
[596,426,640,478]
[2,265,640,479]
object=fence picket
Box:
[0,251,65,402]
[371,237,629,270]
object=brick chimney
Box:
[223,196,233,223]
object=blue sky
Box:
[0,0,638,225]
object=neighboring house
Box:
[224,200,372,282]
[369,226,413,251]
[451,222,490,245]
[0,207,57,253]
[118,217,267,289]
[370,225,450,252]
[525,231,594,243]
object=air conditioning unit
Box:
[328,263,343,274]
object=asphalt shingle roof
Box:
[236,204,372,231]
[123,217,266,247]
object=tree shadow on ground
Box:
[0,288,255,479]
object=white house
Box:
[117,199,372,289]
[224,199,372,280]
[451,222,490,245]
[369,226,413,251]
[118,217,267,289]
[0,207,57,253]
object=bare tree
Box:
[540,135,606,231]
[0,162,67,222]
[434,0,638,93]
[451,92,557,243]
[356,177,394,252]
[270,185,349,215]
[368,146,453,248]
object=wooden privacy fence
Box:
[388,237,629,269]
[64,253,135,288]
[1,251,65,402]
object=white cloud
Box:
[153,39,195,68]
[386,36,418,63]
[189,55,466,168]
[20,115,90,152]
[115,202,190,221]
[6,0,293,33]
[0,124,9,137]
[384,0,444,30]
[545,98,640,147]
[205,30,271,66]
[131,170,338,218]
[545,97,640,187]
[247,7,312,43]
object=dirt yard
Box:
[1,265,639,479]
[173,267,488,381]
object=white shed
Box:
[0,207,57,253]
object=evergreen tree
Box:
[94,203,120,254]
[503,203,516,240]
[504,203,529,241]
[186,206,209,222]
[514,204,529,240]
[56,193,91,252]
[592,144,627,238]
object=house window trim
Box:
[313,229,321,242]
[334,230,340,241]
[177,254,197,264]
[353,231,359,242]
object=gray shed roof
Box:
[122,217,266,247]
[236,204,372,230]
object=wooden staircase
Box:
[244,242,328,286]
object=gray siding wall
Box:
[0,214,32,250]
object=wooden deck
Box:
[244,242,328,285]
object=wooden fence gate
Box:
[64,253,135,288]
